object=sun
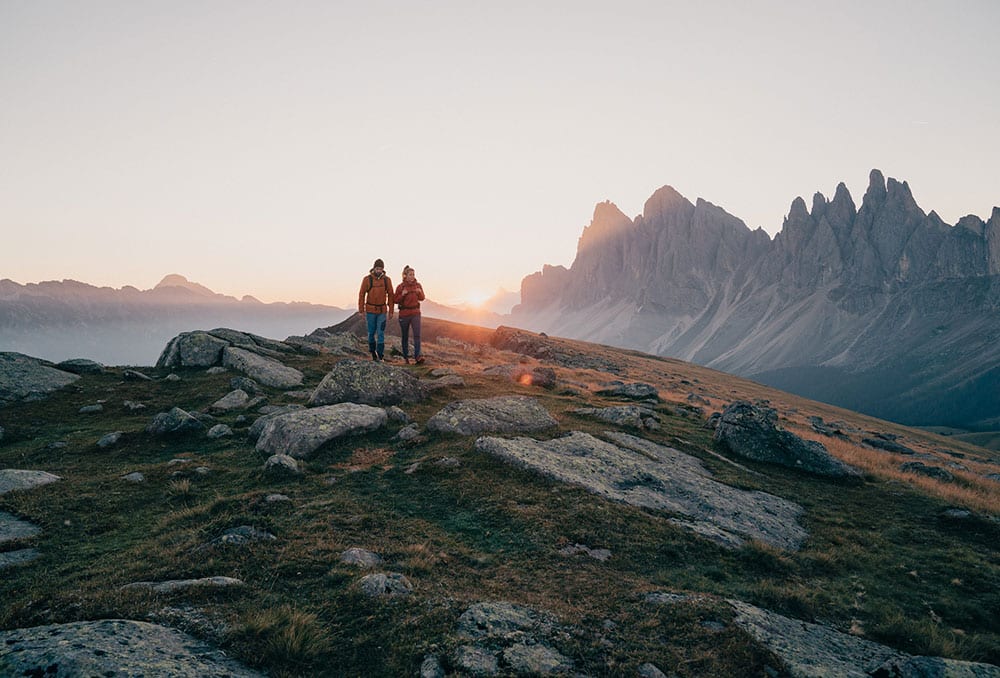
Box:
[459,289,493,308]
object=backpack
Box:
[365,274,389,307]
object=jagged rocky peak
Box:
[154,273,217,297]
[576,200,632,253]
[640,184,695,224]
[864,168,888,203]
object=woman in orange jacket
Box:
[394,265,425,364]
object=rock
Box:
[123,400,146,411]
[454,645,499,676]
[230,376,262,395]
[503,642,573,675]
[207,424,233,439]
[420,654,446,678]
[157,331,231,368]
[572,405,660,430]
[426,396,558,436]
[146,407,205,436]
[475,431,807,550]
[122,576,244,594]
[595,381,659,400]
[385,406,410,423]
[97,431,123,448]
[255,403,388,459]
[164,374,182,382]
[482,364,555,389]
[263,454,301,476]
[122,472,145,483]
[394,424,421,442]
[714,401,860,478]
[0,511,42,544]
[222,346,303,389]
[358,572,413,597]
[0,619,265,677]
[0,352,79,404]
[203,526,276,549]
[423,373,467,391]
[57,358,105,374]
[863,436,917,455]
[264,493,291,504]
[247,405,307,440]
[206,366,228,375]
[209,389,250,412]
[79,403,103,414]
[0,548,41,570]
[123,369,155,381]
[0,469,61,496]
[900,462,955,482]
[638,662,670,678]
[729,599,1000,677]
[457,602,556,641]
[309,359,428,406]
[340,547,382,568]
[559,543,612,561]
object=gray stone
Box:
[309,358,428,406]
[420,654,446,678]
[222,346,303,389]
[209,389,250,412]
[0,548,41,570]
[206,366,228,375]
[358,572,413,597]
[729,599,1000,677]
[503,642,573,675]
[255,403,388,459]
[230,376,261,394]
[457,601,556,641]
[79,403,103,414]
[714,401,860,478]
[901,461,955,482]
[207,424,233,439]
[57,358,105,374]
[248,405,306,440]
[863,436,917,455]
[122,472,145,483]
[204,526,276,548]
[595,381,659,400]
[475,431,807,550]
[123,369,155,381]
[263,454,301,476]
[264,493,291,503]
[638,662,669,678]
[156,331,230,368]
[394,424,421,442]
[385,405,410,423]
[559,543,612,561]
[97,431,123,448]
[123,400,146,411]
[163,374,182,382]
[426,396,558,436]
[423,373,466,391]
[340,547,382,568]
[0,511,42,544]
[454,645,499,676]
[572,405,660,430]
[0,619,265,677]
[122,576,244,594]
[0,352,79,404]
[0,469,61,496]
[146,407,204,436]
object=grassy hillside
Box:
[1,318,998,676]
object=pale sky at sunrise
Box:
[2,1,998,308]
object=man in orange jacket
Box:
[358,258,394,361]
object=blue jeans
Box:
[399,314,421,358]
[366,312,387,357]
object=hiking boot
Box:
[415,356,425,364]
[403,357,411,364]
[371,352,378,361]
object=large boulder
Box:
[0,620,264,677]
[309,359,427,406]
[0,353,80,404]
[714,401,860,478]
[426,396,558,436]
[146,407,205,436]
[222,347,303,389]
[156,331,230,368]
[255,403,388,459]
[475,431,807,550]
[0,470,61,496]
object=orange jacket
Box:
[359,272,394,314]
[394,280,425,318]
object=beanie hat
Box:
[373,258,384,269]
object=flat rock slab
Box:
[122,576,244,594]
[0,548,41,569]
[309,358,428,406]
[475,431,807,550]
[729,600,1000,677]
[0,469,61,496]
[0,619,265,677]
[0,511,42,544]
[427,396,558,436]
[255,403,388,459]
[223,346,303,389]
[0,352,79,404]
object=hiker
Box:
[358,258,394,361]
[394,265,425,364]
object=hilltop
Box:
[1,318,998,676]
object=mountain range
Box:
[511,170,1000,431]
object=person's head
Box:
[402,265,415,281]
[372,258,385,275]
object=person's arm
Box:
[415,283,425,301]
[358,278,367,314]
[386,277,394,317]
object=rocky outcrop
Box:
[156,329,305,389]
[475,431,807,550]
[0,620,265,677]
[426,396,558,436]
[0,469,61,495]
[255,403,388,458]
[452,602,574,677]
[714,401,860,478]
[309,359,427,406]
[0,353,79,404]
[222,346,303,389]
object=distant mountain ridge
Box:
[512,170,1000,429]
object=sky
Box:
[2,1,998,308]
